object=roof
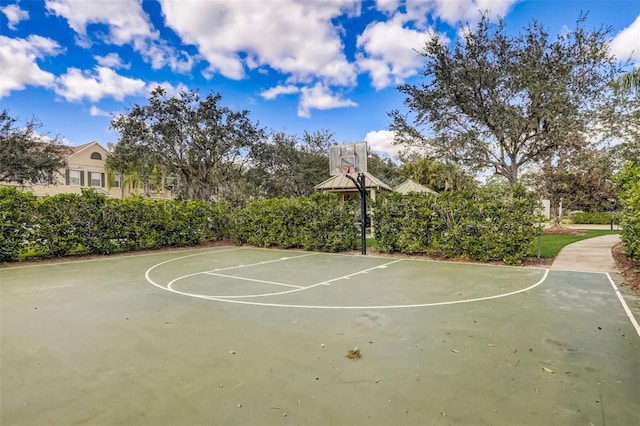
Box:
[394,179,438,195]
[314,171,393,192]
[69,141,108,158]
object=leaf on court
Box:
[346,346,361,360]
[450,349,459,353]
[541,366,554,373]
[229,350,236,355]
[488,344,497,347]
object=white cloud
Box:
[39,133,72,146]
[89,105,111,117]
[131,37,196,73]
[298,84,357,118]
[1,4,29,30]
[376,0,401,15]
[0,35,61,97]
[364,129,402,157]
[356,14,441,89]
[94,52,129,69]
[158,0,358,85]
[405,0,519,26]
[45,0,154,45]
[611,14,640,65]
[55,66,147,102]
[260,85,300,100]
[45,0,196,73]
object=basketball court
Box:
[2,246,639,425]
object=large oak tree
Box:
[110,87,265,201]
[390,14,625,185]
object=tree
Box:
[615,68,640,93]
[366,151,402,187]
[110,87,265,201]
[247,130,333,198]
[399,157,476,192]
[524,134,618,226]
[105,141,165,197]
[390,14,624,185]
[608,69,640,164]
[0,110,68,185]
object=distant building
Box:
[394,179,438,195]
[3,141,173,199]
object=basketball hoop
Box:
[329,142,367,176]
[336,165,352,175]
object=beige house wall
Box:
[25,142,125,198]
[4,141,173,199]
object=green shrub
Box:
[228,194,358,252]
[1,185,540,265]
[374,185,539,265]
[570,211,619,225]
[0,187,38,261]
[0,188,229,260]
[614,161,640,264]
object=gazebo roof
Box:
[314,171,393,193]
[394,179,438,195]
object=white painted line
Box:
[166,270,330,299]
[146,249,549,309]
[311,259,405,287]
[163,258,404,299]
[606,273,640,337]
[153,260,549,309]
[203,272,304,289]
[202,252,318,273]
[146,248,244,292]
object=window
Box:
[90,152,102,160]
[88,171,104,187]
[67,169,83,186]
[113,174,121,188]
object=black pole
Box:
[358,173,367,255]
[345,173,367,255]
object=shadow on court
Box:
[2,247,639,425]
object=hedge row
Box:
[0,188,358,261]
[1,185,539,265]
[570,211,619,225]
[615,161,640,264]
[373,186,539,265]
[228,194,359,251]
[0,187,228,261]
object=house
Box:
[12,142,120,198]
[8,141,173,199]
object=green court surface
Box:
[1,247,639,425]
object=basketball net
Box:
[336,165,352,175]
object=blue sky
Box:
[1,0,639,157]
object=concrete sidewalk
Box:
[550,233,621,273]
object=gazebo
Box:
[314,172,393,239]
[313,171,393,201]
[394,179,438,195]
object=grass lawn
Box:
[366,230,620,260]
[529,229,620,258]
